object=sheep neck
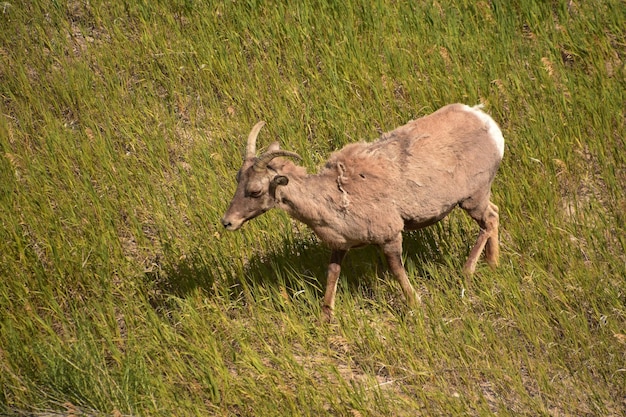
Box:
[276,171,332,219]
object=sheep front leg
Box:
[381,236,421,307]
[322,249,346,322]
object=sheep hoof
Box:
[321,306,334,323]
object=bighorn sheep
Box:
[222,104,504,320]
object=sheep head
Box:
[221,121,301,231]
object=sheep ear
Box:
[267,141,280,152]
[271,175,288,186]
[269,175,288,199]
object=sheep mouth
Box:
[221,217,244,231]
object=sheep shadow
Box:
[149,225,454,309]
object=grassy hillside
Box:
[1,0,624,415]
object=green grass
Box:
[1,0,625,415]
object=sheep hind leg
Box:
[462,200,500,276]
[322,249,346,322]
[484,202,500,268]
[381,236,421,307]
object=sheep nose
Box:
[221,218,232,229]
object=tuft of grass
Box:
[1,0,625,415]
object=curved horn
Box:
[246,121,266,159]
[253,150,302,172]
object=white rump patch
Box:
[462,104,505,158]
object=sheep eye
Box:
[248,190,263,198]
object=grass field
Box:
[1,0,625,415]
